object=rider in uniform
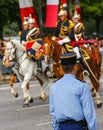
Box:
[72,13,85,41]
[71,13,88,75]
[52,9,75,53]
[20,20,29,45]
[25,15,43,72]
[26,16,41,41]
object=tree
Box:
[0,0,20,39]
[80,0,103,35]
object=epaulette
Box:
[80,23,85,30]
[68,20,75,30]
[18,31,22,36]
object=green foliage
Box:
[0,0,103,38]
[3,22,19,37]
[80,0,103,19]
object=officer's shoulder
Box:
[77,78,86,83]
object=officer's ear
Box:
[74,63,78,74]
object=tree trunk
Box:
[38,0,43,35]
[95,18,100,36]
[0,22,3,40]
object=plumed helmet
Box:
[72,14,80,20]
[23,21,28,25]
[58,9,67,16]
[28,18,35,24]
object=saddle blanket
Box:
[25,39,43,59]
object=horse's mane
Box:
[12,39,26,52]
[50,38,62,62]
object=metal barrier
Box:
[0,58,12,75]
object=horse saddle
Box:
[80,47,90,60]
[25,39,43,59]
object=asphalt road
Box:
[0,76,103,130]
[0,50,103,130]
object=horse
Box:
[42,36,102,108]
[2,39,50,107]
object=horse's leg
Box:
[93,88,102,108]
[36,72,49,101]
[89,76,102,108]
[26,83,33,103]
[21,78,30,107]
[9,74,18,97]
[12,67,23,82]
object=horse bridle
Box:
[5,42,16,62]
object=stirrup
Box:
[83,70,89,77]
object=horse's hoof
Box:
[91,87,94,92]
[15,93,18,97]
[23,103,29,108]
[39,93,47,102]
[29,97,34,103]
[92,92,96,97]
[13,92,18,98]
[97,102,102,108]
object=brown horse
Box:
[42,36,102,108]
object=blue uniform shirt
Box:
[50,74,98,130]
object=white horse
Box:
[3,39,50,107]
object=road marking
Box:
[0,80,52,90]
[17,104,49,111]
[1,77,103,90]
[36,121,52,126]
[0,83,39,91]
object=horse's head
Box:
[2,41,16,67]
[42,36,54,63]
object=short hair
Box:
[62,64,75,73]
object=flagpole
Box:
[38,0,43,35]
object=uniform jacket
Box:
[54,19,74,39]
[50,74,98,130]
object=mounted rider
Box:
[72,13,85,41]
[24,15,43,72]
[25,15,42,58]
[20,19,29,45]
[52,9,88,75]
[71,13,89,75]
[26,15,41,41]
[52,9,75,53]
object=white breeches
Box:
[73,46,81,59]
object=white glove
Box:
[58,37,71,45]
[58,40,64,45]
[51,36,56,41]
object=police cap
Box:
[60,52,77,66]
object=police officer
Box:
[50,52,97,130]
[52,9,74,48]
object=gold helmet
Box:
[72,14,80,20]
[58,9,67,16]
